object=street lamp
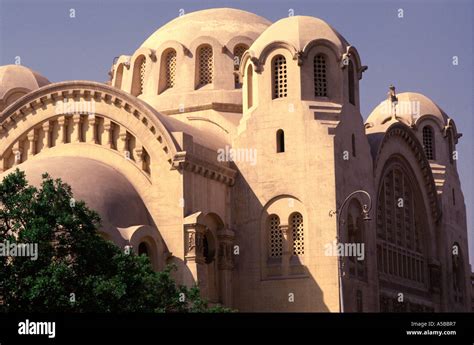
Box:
[329,190,372,313]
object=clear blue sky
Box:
[1,0,473,264]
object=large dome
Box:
[0,65,50,112]
[249,15,349,58]
[140,8,271,49]
[2,157,153,232]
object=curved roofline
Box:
[139,8,272,49]
[366,92,450,132]
[0,80,180,161]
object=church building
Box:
[0,8,471,312]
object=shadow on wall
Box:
[231,173,330,312]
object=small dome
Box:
[366,92,449,131]
[3,157,153,231]
[249,16,349,58]
[0,65,50,111]
[140,8,271,50]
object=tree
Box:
[0,169,230,312]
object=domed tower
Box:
[366,90,469,311]
[109,8,271,149]
[231,16,375,312]
[0,65,50,112]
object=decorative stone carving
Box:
[184,222,206,264]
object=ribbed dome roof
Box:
[366,92,449,131]
[249,16,349,57]
[140,8,271,49]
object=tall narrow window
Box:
[276,129,285,153]
[290,213,304,255]
[247,64,253,108]
[197,45,213,87]
[272,55,287,99]
[131,56,146,96]
[165,49,177,89]
[422,126,435,160]
[268,215,283,258]
[114,63,124,89]
[348,60,355,105]
[233,44,248,88]
[314,54,327,97]
[352,133,356,157]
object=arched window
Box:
[233,44,248,88]
[197,45,213,87]
[268,215,283,258]
[164,49,177,90]
[114,63,124,89]
[352,134,356,157]
[138,242,149,256]
[276,129,285,153]
[131,55,146,96]
[272,55,287,99]
[348,60,355,105]
[247,64,253,108]
[376,165,425,285]
[314,54,327,97]
[290,212,304,255]
[422,126,435,160]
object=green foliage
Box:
[0,169,231,313]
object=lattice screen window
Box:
[314,54,327,97]
[165,50,177,89]
[268,215,283,258]
[233,44,248,87]
[139,59,146,95]
[291,213,304,255]
[273,55,287,99]
[422,126,435,160]
[198,45,213,86]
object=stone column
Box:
[280,224,291,276]
[26,130,37,158]
[102,119,113,149]
[134,145,144,168]
[183,222,206,287]
[41,121,51,150]
[86,115,97,144]
[57,116,67,144]
[71,114,82,143]
[12,141,22,166]
[118,127,129,159]
[217,228,235,307]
